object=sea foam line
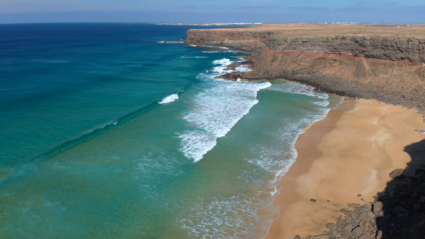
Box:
[157,41,184,44]
[180,56,208,59]
[178,57,271,163]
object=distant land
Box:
[186,23,425,112]
[154,22,262,26]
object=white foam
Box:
[202,51,219,53]
[247,113,329,175]
[212,58,232,65]
[203,45,229,50]
[181,196,262,239]
[268,80,329,99]
[189,44,197,47]
[212,58,234,74]
[159,94,179,104]
[133,151,185,193]
[179,58,271,162]
[312,100,330,107]
[242,80,335,220]
[157,41,184,44]
[235,65,252,72]
[178,131,217,163]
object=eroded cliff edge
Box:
[186,25,425,113]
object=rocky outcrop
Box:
[186,28,425,113]
[295,139,425,239]
[187,29,425,63]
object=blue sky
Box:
[1,0,424,23]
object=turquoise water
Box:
[0,24,340,238]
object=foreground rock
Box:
[304,139,425,239]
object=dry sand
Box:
[266,98,425,239]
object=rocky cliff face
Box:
[187,28,425,113]
[188,29,425,63]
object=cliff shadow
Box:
[376,139,425,239]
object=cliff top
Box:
[190,23,425,39]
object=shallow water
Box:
[0,23,340,238]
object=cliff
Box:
[186,25,425,113]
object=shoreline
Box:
[183,42,425,237]
[264,98,356,239]
[265,98,425,239]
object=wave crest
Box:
[179,58,271,162]
[159,94,179,104]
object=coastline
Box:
[183,42,425,238]
[186,26,425,114]
[265,98,425,239]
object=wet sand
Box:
[266,98,425,239]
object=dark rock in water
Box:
[293,235,301,239]
[389,168,404,178]
[310,199,317,202]
[358,194,362,197]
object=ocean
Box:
[0,23,340,238]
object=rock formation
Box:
[186,25,425,238]
[303,139,425,239]
[186,25,425,113]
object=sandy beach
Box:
[266,98,425,239]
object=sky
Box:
[0,0,424,24]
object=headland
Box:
[186,23,425,239]
[186,23,425,113]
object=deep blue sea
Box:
[0,23,340,238]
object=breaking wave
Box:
[159,94,179,104]
[178,58,271,162]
